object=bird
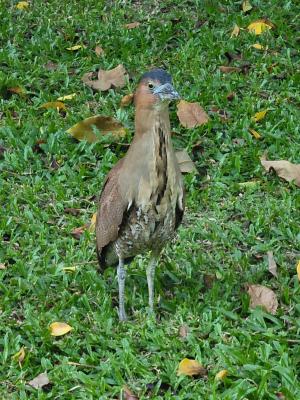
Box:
[95,68,185,321]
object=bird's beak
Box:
[153,82,180,101]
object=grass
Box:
[1,0,300,398]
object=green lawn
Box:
[1,0,300,398]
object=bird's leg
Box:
[117,257,127,321]
[146,255,158,313]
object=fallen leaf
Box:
[247,284,278,314]
[71,226,86,240]
[260,158,300,187]
[177,100,209,128]
[123,385,139,400]
[230,24,240,37]
[64,207,81,216]
[297,261,300,281]
[95,45,104,56]
[252,109,268,122]
[242,0,253,12]
[227,92,236,101]
[12,347,25,364]
[16,1,29,10]
[249,128,261,139]
[82,64,127,91]
[67,115,126,143]
[63,266,77,272]
[50,322,73,336]
[0,263,6,270]
[28,372,50,389]
[120,93,134,107]
[88,213,97,233]
[66,44,85,51]
[267,251,278,278]
[57,93,76,101]
[40,101,66,111]
[219,66,241,73]
[177,358,207,377]
[7,87,25,96]
[247,19,274,35]
[175,150,197,174]
[124,22,141,29]
[179,325,189,338]
[252,43,265,50]
[44,61,58,70]
[215,369,228,380]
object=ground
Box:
[0,0,300,399]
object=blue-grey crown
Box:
[140,68,172,84]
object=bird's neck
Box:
[134,105,171,141]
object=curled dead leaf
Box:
[8,87,25,96]
[267,251,278,278]
[67,115,126,143]
[252,109,268,122]
[177,358,207,377]
[12,347,25,364]
[215,369,228,380]
[297,261,300,281]
[260,158,300,187]
[89,213,97,233]
[242,0,253,12]
[16,1,29,10]
[249,128,261,139]
[28,372,50,389]
[175,150,197,174]
[71,226,87,240]
[120,93,134,107]
[177,100,209,128]
[219,66,241,73]
[247,284,278,314]
[82,64,127,91]
[50,322,73,336]
[247,19,274,35]
[230,24,240,38]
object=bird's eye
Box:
[148,82,154,89]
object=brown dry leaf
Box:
[247,19,274,35]
[95,45,104,56]
[252,109,268,122]
[215,369,228,381]
[242,0,253,12]
[249,128,261,139]
[175,150,197,174]
[0,263,6,270]
[124,22,141,29]
[12,347,25,364]
[179,325,189,338]
[247,284,278,314]
[64,207,81,216]
[67,115,126,143]
[50,322,73,336]
[82,64,127,92]
[219,66,241,73]
[28,372,50,389]
[120,93,134,107]
[267,251,278,278]
[40,101,66,111]
[230,24,240,38]
[177,100,209,128]
[296,261,300,281]
[123,385,139,400]
[16,1,29,10]
[260,158,300,187]
[177,358,207,377]
[71,226,87,240]
[8,87,25,96]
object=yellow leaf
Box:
[12,347,25,364]
[249,128,261,139]
[67,115,126,143]
[247,19,274,35]
[177,358,207,377]
[297,261,300,281]
[50,322,73,336]
[89,213,97,233]
[215,369,228,380]
[16,1,29,10]
[66,45,84,51]
[230,24,240,38]
[57,93,76,101]
[252,109,268,122]
[63,266,77,272]
[40,101,66,111]
[252,43,265,50]
[242,0,252,12]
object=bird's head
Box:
[135,68,180,109]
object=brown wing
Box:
[96,158,128,268]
